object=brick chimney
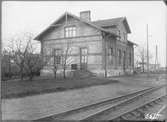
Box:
[80,10,91,21]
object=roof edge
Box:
[34,12,118,41]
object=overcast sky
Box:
[2,1,166,66]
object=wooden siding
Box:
[42,34,103,70]
[40,14,134,77]
[117,22,128,42]
[41,16,101,41]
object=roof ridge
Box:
[92,17,125,22]
[34,11,118,40]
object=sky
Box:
[2,1,166,67]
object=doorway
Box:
[80,47,88,70]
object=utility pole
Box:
[146,24,149,77]
[155,45,158,72]
[65,11,68,25]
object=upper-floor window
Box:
[124,32,126,41]
[65,26,76,38]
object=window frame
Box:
[64,25,76,38]
[124,32,126,41]
[118,49,122,65]
[118,30,121,41]
[129,51,131,66]
[108,48,114,65]
[53,48,62,65]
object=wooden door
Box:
[80,47,88,70]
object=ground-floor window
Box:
[44,48,53,65]
[118,49,122,65]
[108,48,114,65]
[129,52,131,66]
[53,49,62,65]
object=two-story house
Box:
[34,11,136,77]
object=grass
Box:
[1,76,119,99]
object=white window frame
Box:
[64,26,76,38]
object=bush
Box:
[1,52,43,81]
[24,54,43,80]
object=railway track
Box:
[35,85,165,121]
[112,95,166,121]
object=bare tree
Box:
[62,40,72,79]
[25,53,43,80]
[53,49,59,79]
[11,35,30,80]
[1,49,13,79]
[24,35,43,80]
[6,32,43,80]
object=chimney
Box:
[80,10,91,21]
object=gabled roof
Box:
[92,17,124,27]
[92,17,131,33]
[34,12,118,40]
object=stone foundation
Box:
[40,67,74,78]
[40,67,133,78]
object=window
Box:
[81,48,88,63]
[123,51,126,67]
[124,32,126,41]
[65,26,76,38]
[118,49,122,65]
[108,48,114,65]
[53,49,62,64]
[45,48,52,56]
[110,48,114,56]
[129,52,131,65]
[118,30,121,40]
[44,48,53,65]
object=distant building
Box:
[135,61,161,73]
[149,63,161,72]
[34,11,136,77]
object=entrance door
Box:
[80,47,88,70]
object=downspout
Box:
[41,41,43,56]
[40,41,44,65]
[115,40,117,69]
[132,45,135,73]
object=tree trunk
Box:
[63,63,66,79]
[63,67,66,79]
[142,64,144,72]
[20,61,24,80]
[8,57,12,78]
[29,74,33,81]
[54,67,57,79]
[20,67,23,80]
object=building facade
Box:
[34,11,136,77]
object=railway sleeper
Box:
[153,100,159,104]
[136,108,145,113]
[124,113,133,118]
[150,102,156,106]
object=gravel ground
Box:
[111,73,166,87]
[2,82,149,120]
